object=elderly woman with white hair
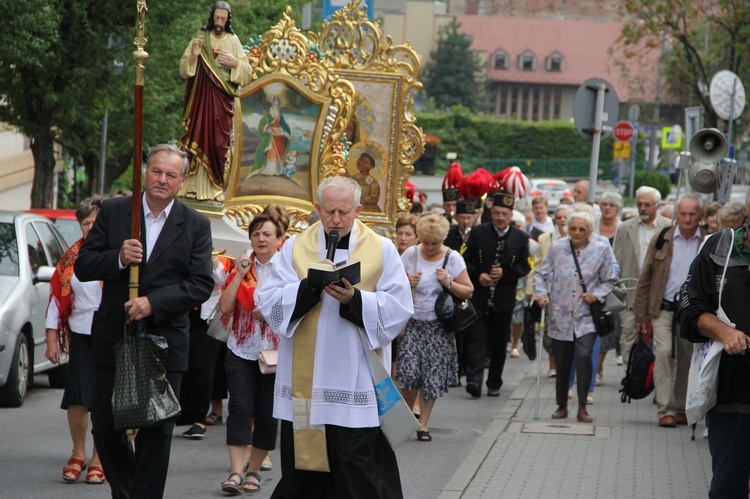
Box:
[533,211,615,423]
[598,191,623,243]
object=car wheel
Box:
[0,334,29,407]
[47,363,68,389]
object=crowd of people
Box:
[43,156,750,497]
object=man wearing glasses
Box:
[613,186,671,370]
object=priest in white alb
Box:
[257,176,413,498]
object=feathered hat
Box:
[494,166,530,199]
[459,168,497,200]
[442,162,464,202]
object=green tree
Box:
[611,0,750,129]
[0,1,131,207]
[423,19,485,112]
[0,0,306,207]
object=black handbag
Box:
[569,240,615,337]
[434,250,478,333]
[112,322,181,431]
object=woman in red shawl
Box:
[218,213,283,494]
[44,196,105,484]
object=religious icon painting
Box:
[234,77,323,200]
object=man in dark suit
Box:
[462,191,530,397]
[75,144,213,498]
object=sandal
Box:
[86,465,106,484]
[62,457,87,482]
[416,430,432,442]
[243,472,262,494]
[206,412,223,426]
[221,472,244,495]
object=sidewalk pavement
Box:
[440,351,713,499]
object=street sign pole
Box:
[629,105,639,199]
[629,130,637,198]
[587,82,606,204]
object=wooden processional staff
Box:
[129,0,148,333]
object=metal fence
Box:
[446,157,650,181]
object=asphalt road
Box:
[0,358,530,498]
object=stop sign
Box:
[613,121,635,142]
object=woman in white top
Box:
[396,214,473,442]
[218,213,282,494]
[45,196,105,484]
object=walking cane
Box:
[533,308,546,420]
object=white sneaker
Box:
[703,428,709,439]
[547,370,557,378]
[595,374,603,386]
[587,393,594,405]
[510,348,520,358]
[568,388,573,400]
[616,355,624,365]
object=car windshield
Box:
[0,222,19,276]
[53,219,82,246]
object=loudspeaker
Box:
[689,128,728,164]
[687,128,728,194]
[687,161,719,193]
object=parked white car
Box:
[517,178,574,212]
[0,211,69,406]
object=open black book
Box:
[306,260,361,289]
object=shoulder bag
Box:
[358,328,420,449]
[434,249,478,333]
[570,240,615,337]
[206,303,232,343]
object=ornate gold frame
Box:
[316,1,424,232]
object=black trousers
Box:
[552,333,596,407]
[464,310,512,391]
[178,309,223,424]
[271,420,403,499]
[224,349,277,449]
[92,364,182,499]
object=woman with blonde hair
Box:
[396,214,473,441]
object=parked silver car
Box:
[0,211,69,406]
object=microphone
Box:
[326,230,340,262]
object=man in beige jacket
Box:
[632,194,705,427]
[613,186,672,368]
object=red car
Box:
[25,209,81,246]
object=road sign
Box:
[573,78,620,141]
[661,125,683,149]
[613,121,635,142]
[628,104,640,123]
[614,141,631,159]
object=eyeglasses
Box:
[636,202,654,208]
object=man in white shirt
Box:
[257,176,413,497]
[613,186,672,369]
[633,195,705,427]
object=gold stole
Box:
[290,219,382,472]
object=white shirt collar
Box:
[142,194,175,221]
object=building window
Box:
[546,53,563,72]
[494,52,508,70]
[553,88,562,120]
[518,52,536,71]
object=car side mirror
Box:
[35,265,55,283]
